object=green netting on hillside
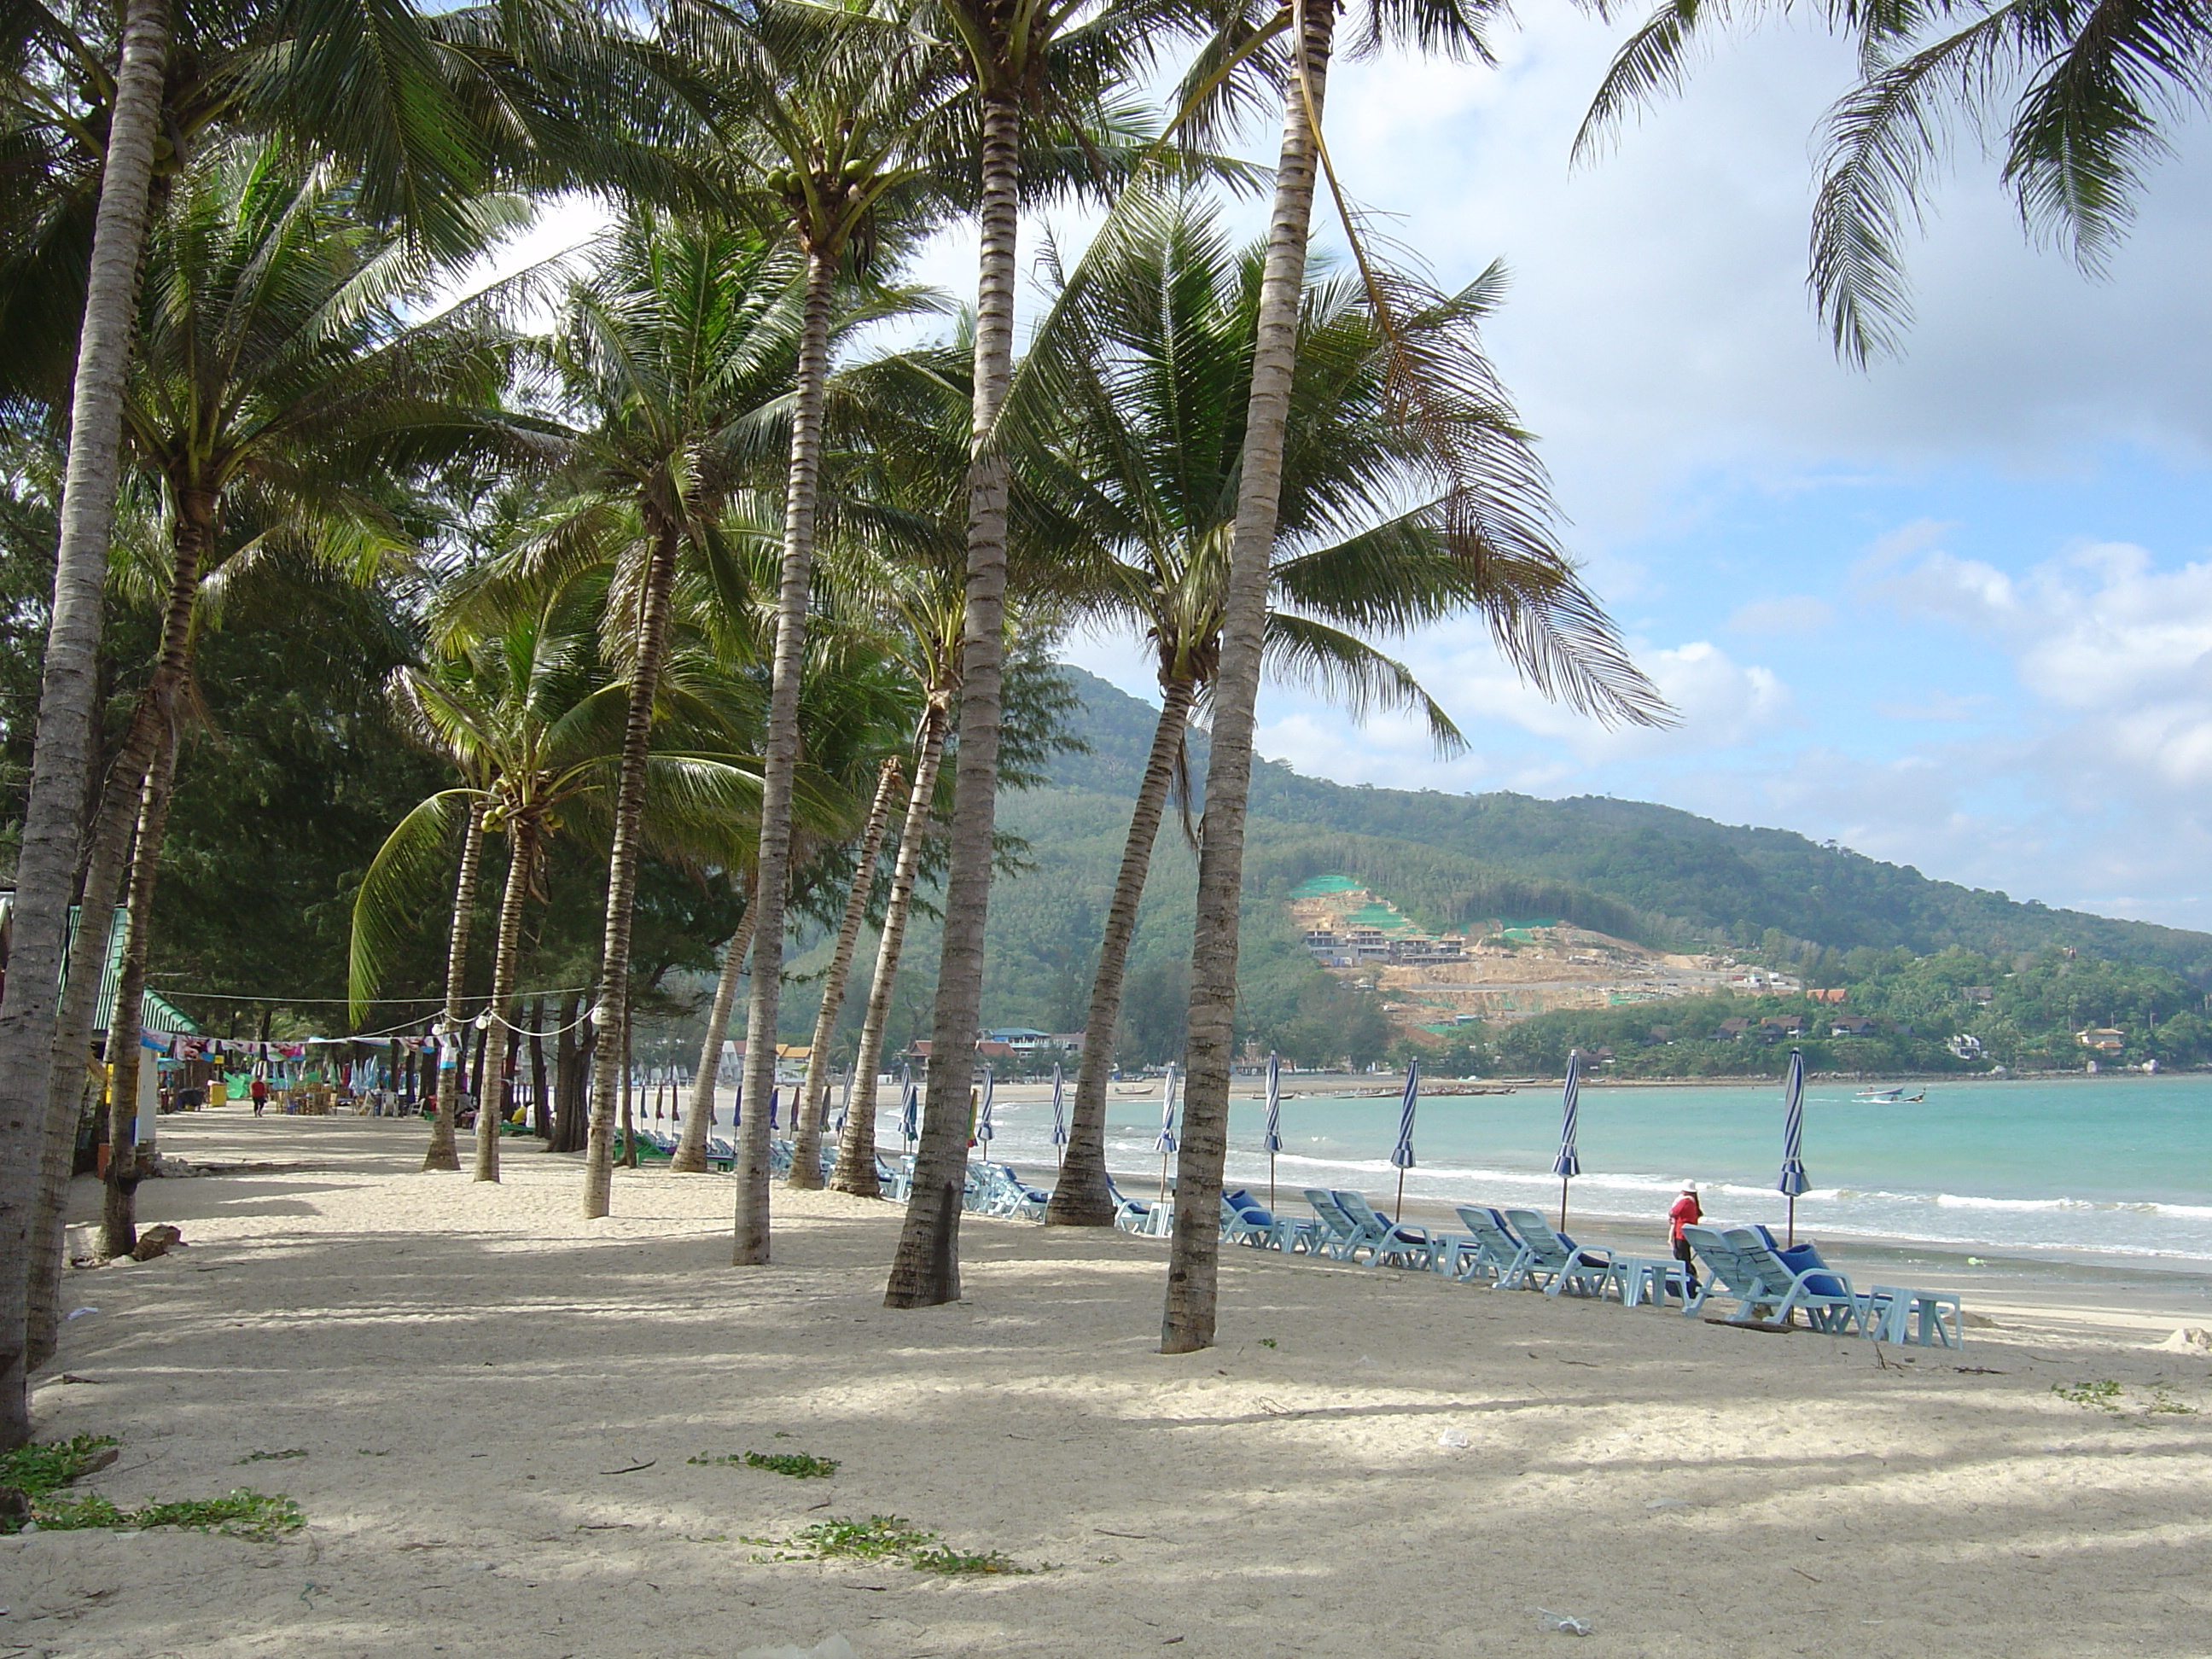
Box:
[1345,901,1414,931]
[1288,874,1366,899]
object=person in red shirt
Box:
[250,1074,270,1117]
[1668,1183,1703,1294]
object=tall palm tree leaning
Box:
[704,1,967,1260]
[1575,0,2207,364]
[1028,195,1649,1225]
[0,0,168,1452]
[882,0,1224,1310]
[1159,0,1673,1351]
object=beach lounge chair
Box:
[1450,1206,1529,1284]
[1711,1226,1869,1333]
[1220,1193,1278,1248]
[976,1162,1050,1219]
[1107,1177,1155,1233]
[1331,1190,1441,1270]
[1302,1190,1371,1261]
[1499,1210,1613,1297]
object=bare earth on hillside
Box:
[17,1111,2212,1657]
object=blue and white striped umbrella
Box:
[1390,1057,1419,1170]
[730,1081,741,1126]
[899,1067,918,1145]
[1155,1064,1179,1155]
[768,1085,780,1130]
[1261,1051,1283,1154]
[1553,1049,1583,1179]
[976,1064,995,1143]
[1049,1064,1068,1146]
[1778,1047,1810,1196]
[835,1068,853,1132]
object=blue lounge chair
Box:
[1331,1190,1441,1270]
[1450,1206,1528,1284]
[1107,1177,1155,1232]
[1500,1210,1613,1297]
[1220,1193,1278,1247]
[1715,1226,1869,1333]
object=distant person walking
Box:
[1669,1183,1702,1294]
[250,1075,269,1117]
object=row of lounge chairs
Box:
[1207,1187,1964,1348]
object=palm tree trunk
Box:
[671,901,757,1172]
[529,998,550,1141]
[426,800,488,1173]
[1162,0,1336,1355]
[789,755,901,1190]
[552,990,586,1153]
[100,719,179,1260]
[0,0,169,1447]
[1045,676,1197,1226]
[581,515,682,1218]
[472,819,537,1183]
[830,704,947,1196]
[886,90,1022,1309]
[28,486,213,1371]
[734,247,837,1263]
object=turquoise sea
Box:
[958,1074,2212,1264]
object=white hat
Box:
[1680,1182,1697,1192]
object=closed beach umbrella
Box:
[1778,1046,1810,1245]
[769,1085,781,1131]
[1391,1057,1419,1221]
[976,1064,995,1144]
[1555,1049,1583,1230]
[899,1066,918,1149]
[836,1068,853,1132]
[1155,1064,1179,1202]
[1262,1051,1284,1209]
[1050,1064,1068,1157]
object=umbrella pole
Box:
[1394,1167,1407,1226]
[1268,1153,1276,1214]
[1159,1153,1168,1204]
[1559,1177,1570,1234]
[1787,1193,1796,1249]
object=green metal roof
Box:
[66,905,200,1036]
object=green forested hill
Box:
[780,667,2212,1067]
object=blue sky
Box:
[1042,13,2212,933]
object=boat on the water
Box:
[1855,1086,1906,1102]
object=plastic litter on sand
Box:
[1438,1429,1472,1449]
[65,1307,97,1320]
[1538,1610,1593,1636]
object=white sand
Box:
[13,1109,2212,1657]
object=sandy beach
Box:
[15,1109,2212,1657]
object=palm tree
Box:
[1576,0,2209,364]
[1023,196,1654,1226]
[1157,0,1672,1351]
[353,568,768,1182]
[527,212,807,1220]
[683,0,970,1261]
[880,0,1225,1310]
[818,336,1107,1199]
[784,754,902,1190]
[75,140,530,1250]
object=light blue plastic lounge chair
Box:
[1303,1190,1371,1261]
[1107,1177,1155,1232]
[1679,1225,1764,1316]
[1451,1206,1529,1284]
[1861,1284,1965,1348]
[1500,1209,1613,1297]
[1331,1190,1441,1270]
[1717,1226,1869,1333]
[979,1163,1050,1219]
